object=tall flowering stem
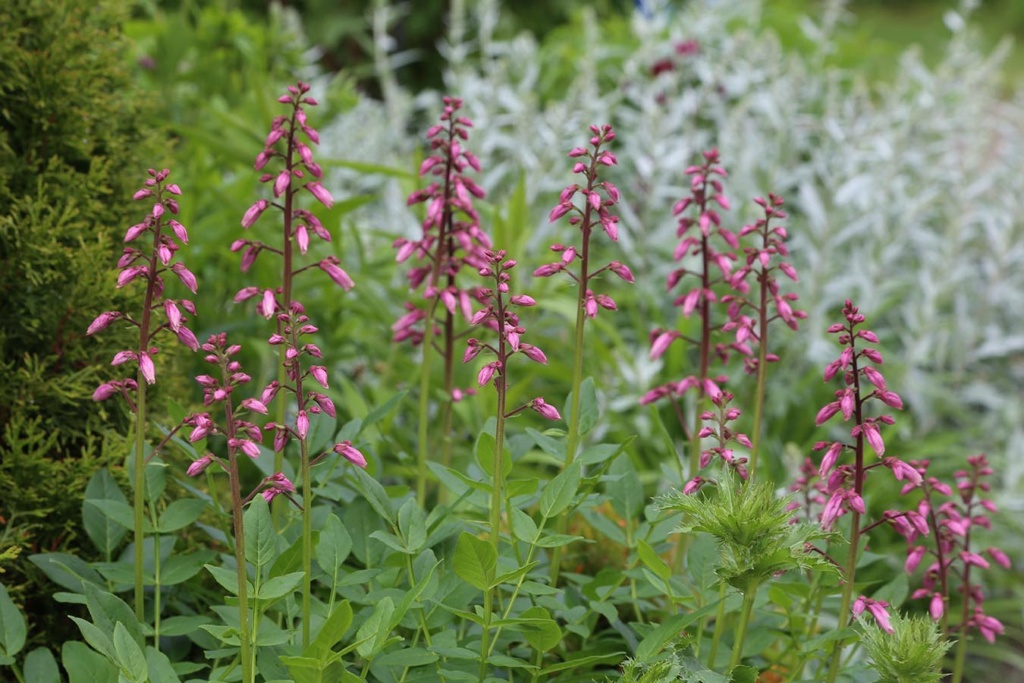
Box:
[237,82,360,648]
[396,96,489,505]
[88,168,199,620]
[643,149,738,481]
[465,250,556,678]
[816,300,914,683]
[724,193,803,479]
[235,81,348,513]
[900,455,1008,683]
[182,335,274,683]
[538,124,631,584]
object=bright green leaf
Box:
[453,532,496,591]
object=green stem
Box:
[416,299,441,507]
[951,621,968,683]
[301,437,312,649]
[707,583,728,666]
[824,511,861,683]
[228,446,253,683]
[132,380,147,621]
[747,276,770,481]
[729,586,758,670]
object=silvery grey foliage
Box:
[320,0,1024,493]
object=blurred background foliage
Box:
[3,0,1023,674]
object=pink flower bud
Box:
[187,455,214,477]
[530,397,561,421]
[92,382,119,401]
[334,441,367,468]
[306,182,334,208]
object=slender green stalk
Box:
[226,431,253,683]
[951,618,969,683]
[301,437,312,649]
[132,379,148,621]
[416,298,440,507]
[746,276,770,481]
[706,583,729,665]
[729,585,759,670]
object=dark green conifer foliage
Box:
[0,0,171,632]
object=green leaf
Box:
[62,641,118,683]
[475,430,511,478]
[306,410,336,455]
[144,460,167,502]
[359,391,406,433]
[306,600,353,661]
[636,603,718,661]
[244,495,276,573]
[355,597,395,659]
[513,607,561,652]
[539,652,626,675]
[145,646,182,683]
[524,428,564,458]
[453,532,497,591]
[84,584,143,649]
[397,498,427,554]
[509,508,538,543]
[28,553,104,593]
[204,564,247,596]
[160,550,216,586]
[0,582,27,658]
[729,665,760,683]
[578,438,634,466]
[84,500,147,533]
[69,617,115,660]
[636,540,671,581]
[577,376,599,435]
[24,647,59,683]
[315,514,352,582]
[322,158,415,179]
[607,456,643,519]
[256,572,304,602]
[368,530,410,554]
[82,469,129,557]
[493,562,536,587]
[349,466,393,525]
[533,534,587,548]
[155,498,207,533]
[113,621,147,682]
[540,461,581,518]
[375,647,439,668]
[487,653,536,669]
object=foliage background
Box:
[2,0,1023,677]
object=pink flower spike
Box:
[306,182,334,208]
[187,455,214,477]
[258,289,276,319]
[987,547,1011,569]
[242,199,269,229]
[310,365,329,388]
[139,353,156,384]
[477,362,498,386]
[87,311,120,335]
[929,593,944,621]
[92,382,119,402]
[530,397,561,421]
[905,545,927,574]
[866,601,894,634]
[273,170,290,197]
[334,441,367,468]
[241,398,269,414]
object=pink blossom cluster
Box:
[465,250,559,422]
[642,149,741,405]
[900,454,1009,642]
[232,81,353,299]
[682,391,753,494]
[90,169,200,404]
[723,193,805,374]
[812,300,917,530]
[393,96,491,345]
[534,124,634,314]
[182,334,298,504]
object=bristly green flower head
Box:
[657,471,836,592]
[860,612,951,683]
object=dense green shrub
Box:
[0,0,170,636]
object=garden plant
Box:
[0,1,1020,683]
